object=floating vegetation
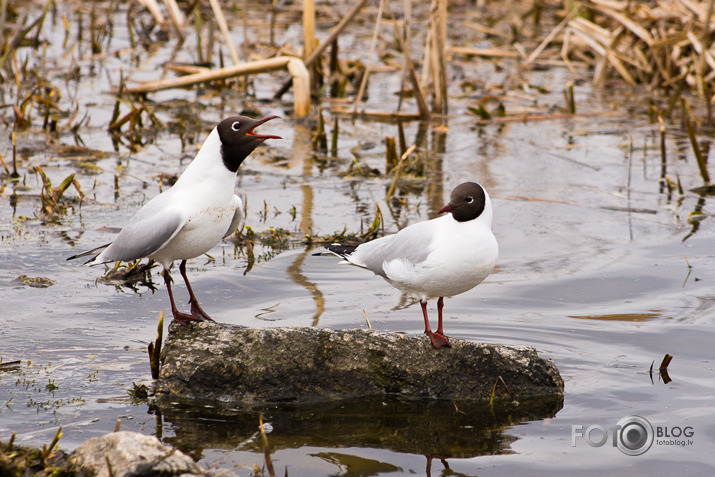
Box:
[0,360,22,373]
[8,361,85,417]
[99,260,157,289]
[128,382,149,401]
[11,274,55,288]
[32,166,84,220]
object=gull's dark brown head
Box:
[438,182,487,222]
[216,115,281,173]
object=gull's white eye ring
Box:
[466,196,474,203]
[231,121,241,131]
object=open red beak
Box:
[246,115,282,139]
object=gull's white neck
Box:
[175,128,235,186]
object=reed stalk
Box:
[162,0,185,41]
[274,0,369,99]
[428,0,448,115]
[682,99,711,184]
[303,0,315,59]
[208,0,240,65]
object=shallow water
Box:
[2,1,715,475]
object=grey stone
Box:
[156,322,563,404]
[71,431,213,477]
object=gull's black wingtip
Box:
[66,243,112,264]
[313,243,358,259]
[326,243,358,259]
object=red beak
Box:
[246,115,282,139]
[439,203,456,214]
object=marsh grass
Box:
[0,427,72,477]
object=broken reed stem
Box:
[161,0,185,41]
[0,152,9,175]
[302,0,317,92]
[136,0,165,25]
[659,353,673,371]
[428,0,448,115]
[0,0,7,36]
[384,0,430,118]
[330,116,339,157]
[362,309,372,329]
[395,0,412,114]
[208,0,240,65]
[658,113,667,179]
[564,82,575,113]
[448,46,521,58]
[259,414,276,477]
[274,0,369,99]
[353,0,386,114]
[489,376,513,407]
[148,311,164,379]
[11,127,18,178]
[385,136,398,169]
[303,0,315,59]
[521,4,580,70]
[682,99,711,184]
[385,144,416,200]
[42,426,63,458]
[698,0,715,97]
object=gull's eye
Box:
[466,196,474,204]
[231,121,241,131]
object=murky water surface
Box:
[2,1,715,475]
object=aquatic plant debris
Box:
[12,275,55,288]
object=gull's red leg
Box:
[163,268,202,325]
[421,299,449,349]
[179,260,214,322]
[435,296,451,347]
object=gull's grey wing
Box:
[223,195,244,238]
[95,206,186,263]
[350,219,436,277]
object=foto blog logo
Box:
[571,415,694,456]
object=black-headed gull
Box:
[68,115,280,324]
[321,182,498,348]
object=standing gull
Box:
[68,115,280,324]
[320,182,498,348]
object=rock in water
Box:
[71,431,206,477]
[156,323,563,404]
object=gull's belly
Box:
[384,229,498,299]
[151,206,235,264]
[386,255,496,299]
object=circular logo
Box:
[616,415,654,456]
